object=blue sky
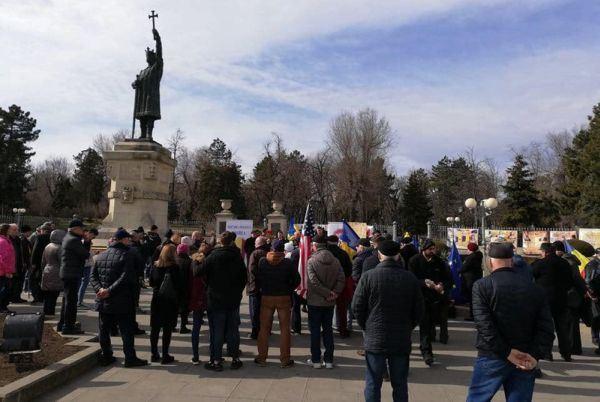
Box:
[1,0,599,174]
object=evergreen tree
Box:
[401,169,432,234]
[0,105,40,209]
[562,103,600,226]
[501,154,541,226]
[196,139,245,219]
[51,175,76,213]
[72,148,106,214]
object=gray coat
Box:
[41,230,66,291]
[307,247,345,307]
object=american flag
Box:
[297,202,315,298]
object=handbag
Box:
[158,271,178,303]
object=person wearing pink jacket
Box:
[0,223,16,313]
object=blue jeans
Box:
[365,352,409,402]
[77,266,91,305]
[191,310,204,360]
[467,356,536,402]
[308,305,335,363]
[207,307,241,362]
[248,293,261,337]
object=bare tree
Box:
[92,129,128,153]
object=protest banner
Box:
[523,230,549,255]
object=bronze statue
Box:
[132,10,162,140]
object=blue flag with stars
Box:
[448,241,464,303]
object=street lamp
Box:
[12,208,26,227]
[464,198,498,248]
[446,216,460,245]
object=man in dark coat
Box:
[352,238,373,284]
[246,236,270,339]
[8,224,27,303]
[30,222,53,303]
[362,236,384,276]
[467,242,554,401]
[532,243,576,361]
[327,235,353,338]
[408,239,453,366]
[244,230,260,265]
[198,231,247,371]
[353,240,424,402]
[399,237,418,268]
[584,249,600,353]
[91,229,147,367]
[289,245,303,334]
[554,241,587,355]
[58,219,90,335]
[460,242,483,320]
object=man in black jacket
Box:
[399,237,418,268]
[467,242,554,402]
[408,239,453,365]
[460,242,483,321]
[58,219,90,335]
[30,222,53,303]
[199,231,247,371]
[353,240,424,402]
[351,238,373,284]
[91,229,147,367]
[532,243,576,361]
[362,236,384,275]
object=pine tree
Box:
[401,169,432,234]
[501,154,541,226]
[72,148,106,214]
[0,105,40,209]
[562,103,600,226]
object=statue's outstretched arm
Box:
[153,29,162,62]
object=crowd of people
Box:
[1,220,600,402]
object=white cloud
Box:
[0,0,590,176]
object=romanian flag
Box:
[339,220,360,259]
[564,240,589,278]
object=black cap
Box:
[358,238,371,247]
[327,235,339,243]
[20,224,32,233]
[88,228,99,236]
[540,242,555,253]
[150,224,158,231]
[488,242,514,258]
[313,234,328,244]
[137,226,145,233]
[552,241,565,252]
[378,240,400,256]
[400,236,412,245]
[114,229,131,240]
[272,239,285,252]
[422,238,435,250]
[68,219,85,228]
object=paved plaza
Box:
[11,288,600,402]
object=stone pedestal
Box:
[215,199,236,234]
[98,140,175,244]
[266,200,287,235]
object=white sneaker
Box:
[307,359,322,369]
[324,362,334,369]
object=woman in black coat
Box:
[150,244,180,364]
[460,243,483,320]
[175,244,192,333]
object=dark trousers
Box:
[467,356,535,402]
[308,305,335,363]
[43,290,60,315]
[10,274,24,301]
[59,278,79,331]
[150,325,173,357]
[551,305,572,357]
[419,302,435,356]
[335,296,349,336]
[248,293,261,337]
[207,307,241,362]
[0,276,10,311]
[365,352,410,402]
[191,310,204,360]
[99,312,136,361]
[30,271,44,302]
[291,293,302,333]
[180,309,189,329]
[568,308,582,355]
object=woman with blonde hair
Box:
[150,243,180,364]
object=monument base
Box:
[96,140,175,247]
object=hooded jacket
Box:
[41,230,66,291]
[256,251,301,297]
[306,247,345,307]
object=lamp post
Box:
[464,198,498,249]
[12,208,26,228]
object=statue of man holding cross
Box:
[132,10,162,140]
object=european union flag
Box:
[448,241,464,303]
[412,235,419,252]
[288,216,296,238]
